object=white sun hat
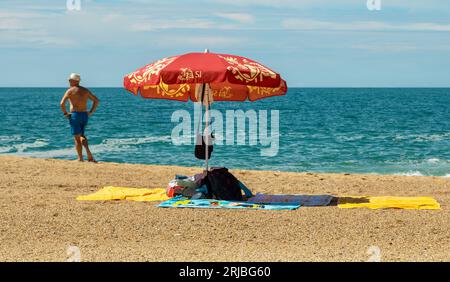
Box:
[68,73,81,81]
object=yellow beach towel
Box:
[338,196,440,210]
[76,186,169,202]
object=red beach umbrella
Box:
[123,49,287,170]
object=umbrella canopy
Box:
[123,50,287,171]
[123,51,287,101]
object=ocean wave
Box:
[87,136,172,154]
[336,134,365,142]
[444,174,450,178]
[395,132,450,142]
[0,147,12,153]
[426,158,441,164]
[384,158,449,165]
[0,135,21,142]
[17,148,74,158]
[99,136,172,146]
[0,139,48,154]
[385,158,449,177]
[395,171,424,176]
[12,136,172,158]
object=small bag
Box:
[195,134,214,160]
[166,175,198,197]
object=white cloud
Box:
[215,13,254,24]
[0,0,262,48]
[130,18,215,31]
[0,10,76,47]
[211,0,315,7]
[212,0,450,11]
[0,18,23,31]
[404,22,450,32]
[1,1,450,51]
[352,43,450,52]
[351,43,418,52]
[282,19,450,32]
[156,35,244,47]
[0,11,45,30]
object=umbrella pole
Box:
[204,84,209,172]
[203,48,210,173]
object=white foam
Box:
[0,146,12,153]
[0,139,48,154]
[100,136,172,146]
[16,140,49,153]
[396,171,424,176]
[17,148,74,158]
[426,158,441,164]
[0,135,21,142]
[396,132,450,142]
[443,174,450,178]
[336,134,365,142]
[11,136,172,158]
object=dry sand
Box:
[0,155,449,262]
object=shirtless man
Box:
[60,73,100,162]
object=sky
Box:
[0,0,450,87]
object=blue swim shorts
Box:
[69,112,88,136]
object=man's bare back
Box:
[65,86,95,113]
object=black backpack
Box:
[197,167,252,201]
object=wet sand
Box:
[0,156,449,261]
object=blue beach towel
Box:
[246,193,334,207]
[158,196,300,210]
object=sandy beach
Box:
[0,155,449,262]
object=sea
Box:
[0,87,449,177]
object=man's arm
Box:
[60,90,71,117]
[87,91,100,116]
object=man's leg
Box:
[73,135,83,161]
[81,135,96,162]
